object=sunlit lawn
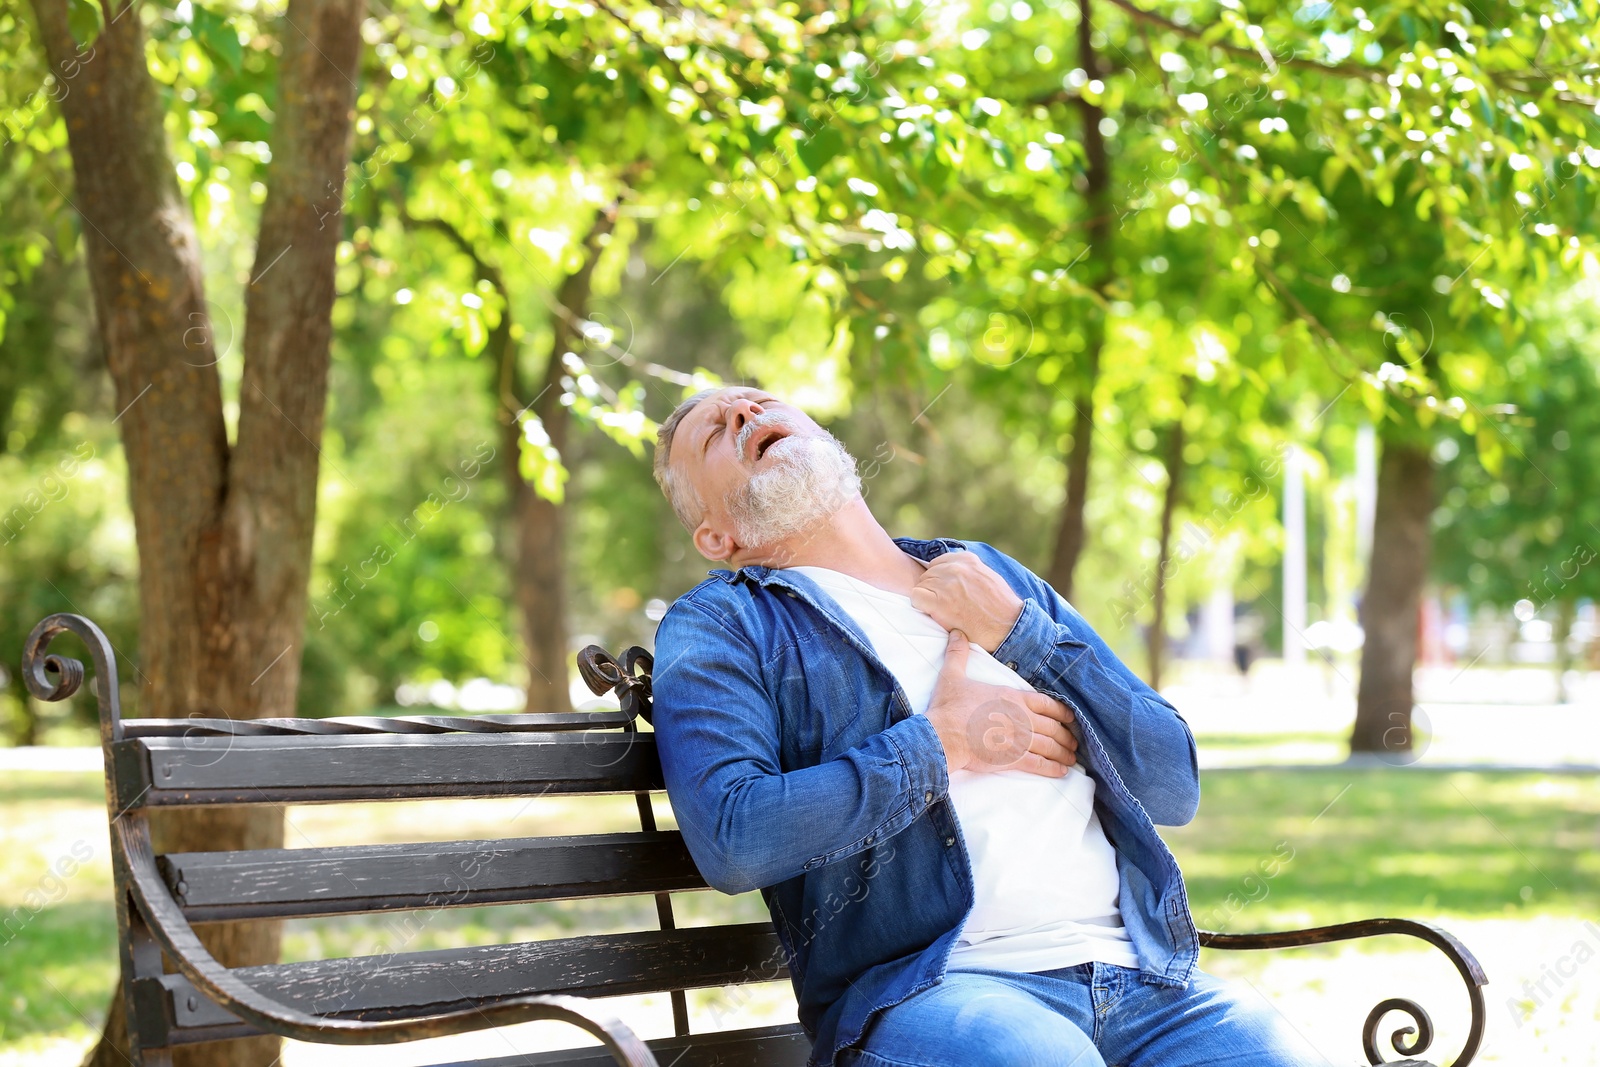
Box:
[2,764,1596,1065]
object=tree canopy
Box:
[4,0,1597,725]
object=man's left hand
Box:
[910,552,1025,653]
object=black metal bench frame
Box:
[24,612,1487,1066]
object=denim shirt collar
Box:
[703,536,969,587]
[702,537,969,728]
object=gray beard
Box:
[725,426,862,551]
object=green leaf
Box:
[519,439,569,504]
[516,413,569,504]
[67,0,103,47]
[1475,426,1505,478]
[1415,188,1435,221]
[191,5,243,73]
[1320,155,1347,195]
[797,126,843,174]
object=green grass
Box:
[2,766,1596,1059]
[0,773,118,1055]
[1169,770,1599,930]
[1190,731,1345,749]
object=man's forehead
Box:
[671,387,779,479]
[683,386,771,431]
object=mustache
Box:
[734,411,801,461]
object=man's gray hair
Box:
[653,387,721,531]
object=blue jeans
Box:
[835,963,1335,1067]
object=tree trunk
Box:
[7,689,40,746]
[1350,439,1433,754]
[1553,595,1575,704]
[1048,368,1099,601]
[407,208,614,715]
[1046,0,1111,601]
[29,0,365,1063]
[515,212,616,715]
[1146,382,1191,690]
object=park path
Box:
[6,663,1596,773]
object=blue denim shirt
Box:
[650,537,1201,1067]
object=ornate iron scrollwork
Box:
[1364,998,1435,1063]
[1199,918,1486,1065]
[23,612,123,740]
[578,644,655,723]
[578,643,685,1036]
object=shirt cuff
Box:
[993,596,1058,681]
[885,712,950,812]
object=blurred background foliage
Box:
[2,0,1598,740]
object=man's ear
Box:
[693,520,736,562]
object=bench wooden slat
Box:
[423,1023,813,1066]
[121,711,634,739]
[111,732,663,808]
[135,925,790,1047]
[160,831,708,920]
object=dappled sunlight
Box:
[3,768,1595,1064]
[3,0,1595,1063]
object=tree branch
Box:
[1107,0,1600,109]
[1102,0,1384,81]
[399,210,524,415]
[230,0,367,717]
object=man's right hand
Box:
[924,629,1078,778]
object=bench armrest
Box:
[114,817,659,1067]
[1198,919,1487,1066]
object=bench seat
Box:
[423,1023,813,1066]
[135,925,787,1046]
[22,614,1486,1067]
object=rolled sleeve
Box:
[883,711,951,810]
[994,597,1070,680]
[653,598,951,893]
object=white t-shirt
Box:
[788,564,1140,974]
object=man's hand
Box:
[910,551,1025,653]
[924,630,1077,778]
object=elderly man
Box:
[648,386,1325,1067]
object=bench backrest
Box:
[23,615,804,1065]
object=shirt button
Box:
[864,834,875,846]
[944,835,956,847]
[1006,661,1018,670]
[924,789,934,803]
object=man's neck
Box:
[728,497,926,595]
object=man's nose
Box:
[727,398,765,434]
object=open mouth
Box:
[748,426,789,463]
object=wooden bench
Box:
[24,612,1488,1066]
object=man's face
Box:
[670,387,861,561]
